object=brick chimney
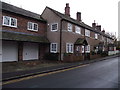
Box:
[96,25,101,31]
[65,3,70,16]
[76,12,81,21]
[92,20,96,29]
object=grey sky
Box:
[2,0,119,38]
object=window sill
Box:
[27,29,38,32]
[50,52,58,53]
[2,24,17,28]
[51,30,58,32]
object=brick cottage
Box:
[0,2,116,62]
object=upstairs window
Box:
[66,43,74,53]
[3,16,17,27]
[85,29,90,37]
[50,43,57,53]
[51,23,58,31]
[75,26,81,34]
[95,33,98,39]
[28,22,38,31]
[68,23,72,32]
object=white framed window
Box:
[85,29,90,37]
[82,46,84,53]
[75,26,81,34]
[95,33,98,39]
[28,22,38,31]
[51,23,58,31]
[68,23,72,32]
[3,16,17,28]
[86,45,90,53]
[66,43,74,53]
[76,46,80,52]
[50,43,57,53]
[82,45,90,53]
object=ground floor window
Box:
[82,45,90,53]
[50,43,57,53]
[82,46,84,53]
[86,45,90,53]
[66,43,74,53]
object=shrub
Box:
[101,51,108,57]
[91,51,96,55]
[97,50,102,54]
[64,53,73,56]
[44,53,59,61]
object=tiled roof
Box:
[46,7,113,39]
[1,30,50,43]
[1,1,46,22]
[75,38,88,45]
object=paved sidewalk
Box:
[2,55,119,82]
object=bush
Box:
[97,50,103,54]
[44,53,59,60]
[64,53,73,56]
[91,51,96,55]
[101,51,108,57]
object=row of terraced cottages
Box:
[0,2,116,62]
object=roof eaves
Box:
[2,1,46,22]
[1,30,50,43]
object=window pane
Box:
[28,22,33,29]
[75,26,81,34]
[68,23,72,32]
[34,23,38,30]
[85,29,90,37]
[67,44,69,53]
[52,24,57,31]
[3,16,10,25]
[70,44,73,53]
[11,18,17,26]
[66,43,73,53]
[51,43,57,52]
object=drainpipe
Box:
[60,19,63,61]
[84,28,86,60]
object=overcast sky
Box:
[2,0,119,38]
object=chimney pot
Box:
[102,29,105,34]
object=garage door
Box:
[2,41,18,62]
[23,42,39,60]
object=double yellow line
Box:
[2,64,89,85]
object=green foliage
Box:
[97,50,103,54]
[91,51,96,55]
[44,53,59,60]
[64,53,73,56]
[100,51,108,57]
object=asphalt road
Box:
[3,57,119,88]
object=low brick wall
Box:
[90,54,101,60]
[63,54,84,62]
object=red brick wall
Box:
[2,11,47,36]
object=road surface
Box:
[3,57,119,88]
